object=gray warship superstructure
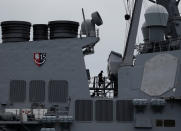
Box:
[0,0,181,131]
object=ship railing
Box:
[89,76,115,98]
[136,39,181,54]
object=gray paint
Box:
[118,50,181,99]
[0,39,181,130]
[123,0,143,66]
[0,37,99,109]
[0,1,181,131]
[107,51,122,77]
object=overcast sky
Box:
[0,0,164,76]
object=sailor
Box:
[98,70,104,87]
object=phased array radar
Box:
[0,0,181,131]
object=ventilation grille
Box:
[10,80,26,102]
[48,80,68,103]
[95,100,113,121]
[75,100,93,121]
[29,80,45,102]
[116,100,134,122]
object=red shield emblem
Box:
[33,53,46,67]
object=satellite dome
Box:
[145,4,168,26]
[145,4,168,14]
[141,22,149,42]
[142,22,148,28]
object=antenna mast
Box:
[82,8,88,36]
[122,0,143,66]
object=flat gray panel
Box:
[0,38,97,108]
[29,80,45,102]
[95,100,113,121]
[75,100,93,121]
[135,117,152,128]
[48,80,68,103]
[116,100,134,122]
[10,80,26,102]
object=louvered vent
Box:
[29,80,45,102]
[10,80,26,102]
[48,80,68,103]
[95,100,113,121]
[116,100,134,122]
[75,100,93,121]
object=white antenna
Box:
[82,8,88,36]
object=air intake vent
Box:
[1,21,31,43]
[48,21,79,39]
[116,100,134,122]
[29,80,45,102]
[48,80,68,103]
[75,100,93,121]
[95,100,113,121]
[33,24,48,41]
[10,80,26,102]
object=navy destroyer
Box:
[0,0,181,131]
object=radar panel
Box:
[141,53,178,96]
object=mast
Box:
[122,0,143,66]
[177,0,181,5]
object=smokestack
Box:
[141,22,149,42]
[1,21,31,43]
[48,21,79,39]
[33,24,48,41]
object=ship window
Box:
[29,80,45,102]
[95,100,113,121]
[156,120,163,127]
[116,100,134,122]
[10,80,26,102]
[48,80,68,103]
[164,120,175,127]
[75,100,93,121]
